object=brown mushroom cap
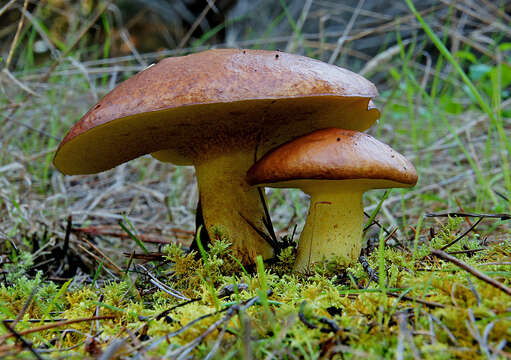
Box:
[246,128,418,188]
[53,49,379,175]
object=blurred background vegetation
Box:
[4,0,508,73]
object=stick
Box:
[425,212,510,220]
[41,0,114,82]
[387,292,445,309]
[0,316,114,341]
[440,217,484,251]
[4,0,28,69]
[431,249,511,296]
[2,321,43,360]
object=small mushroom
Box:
[53,49,380,265]
[246,128,418,271]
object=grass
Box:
[0,0,510,358]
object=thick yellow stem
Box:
[294,186,364,272]
[195,151,274,264]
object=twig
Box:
[298,301,339,333]
[258,187,278,247]
[425,212,510,220]
[138,265,189,301]
[12,285,39,328]
[148,278,188,300]
[479,0,511,23]
[397,313,421,359]
[428,313,458,345]
[2,117,60,140]
[177,0,217,49]
[72,226,191,244]
[239,211,276,249]
[384,227,404,248]
[163,312,219,340]
[431,249,511,296]
[41,0,114,82]
[166,290,272,359]
[242,317,252,360]
[3,319,67,323]
[437,0,511,37]
[62,215,72,259]
[155,298,202,321]
[217,283,249,299]
[125,251,135,275]
[97,338,126,360]
[170,309,236,360]
[298,301,317,330]
[4,0,28,70]
[361,40,412,76]
[387,292,445,309]
[78,244,123,276]
[122,252,165,261]
[466,277,481,306]
[363,211,398,239]
[0,0,17,18]
[495,191,509,202]
[478,262,511,266]
[328,0,365,64]
[17,6,59,60]
[440,217,484,251]
[447,248,486,255]
[285,0,313,52]
[203,319,229,360]
[82,237,124,274]
[1,69,39,96]
[0,316,114,341]
[359,255,379,285]
[2,321,44,360]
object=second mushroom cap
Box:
[247,128,418,271]
[246,128,417,187]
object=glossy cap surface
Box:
[54,49,380,174]
[246,128,418,188]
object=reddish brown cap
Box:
[246,128,418,188]
[54,49,380,174]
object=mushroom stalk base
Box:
[195,152,274,264]
[294,187,364,272]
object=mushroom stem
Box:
[294,182,365,272]
[195,151,274,264]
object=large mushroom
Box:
[53,49,380,264]
[246,128,418,271]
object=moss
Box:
[0,272,59,319]
[431,216,465,249]
[1,224,510,359]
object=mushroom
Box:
[53,49,380,265]
[246,128,418,271]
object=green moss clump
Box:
[1,220,510,359]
